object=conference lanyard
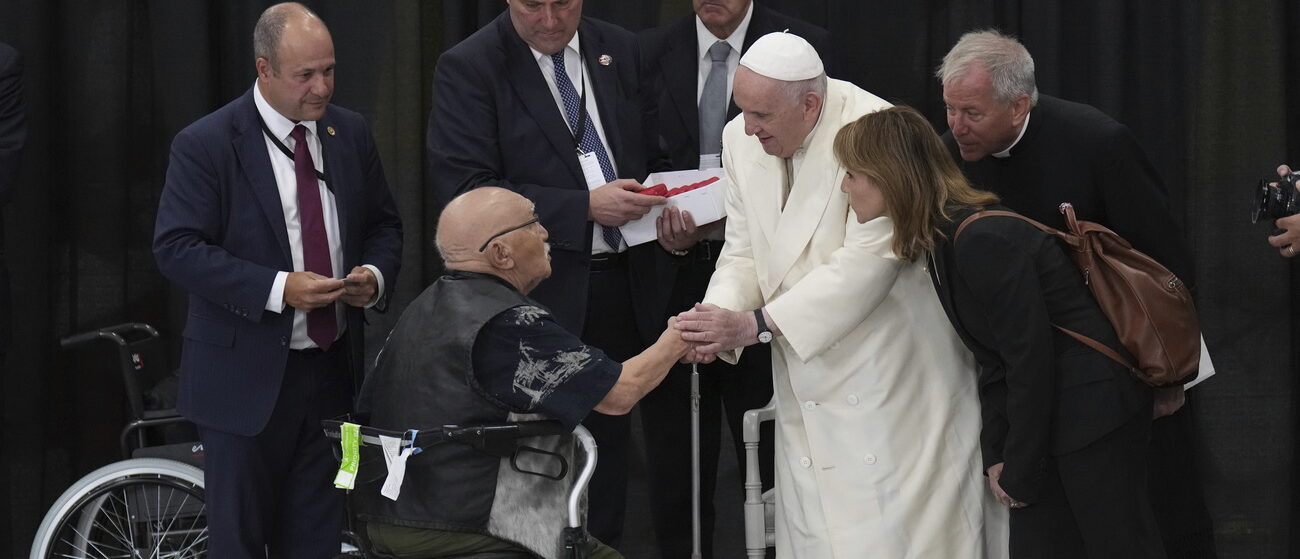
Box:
[256,110,330,186]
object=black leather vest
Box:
[354,273,577,558]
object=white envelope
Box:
[620,169,728,246]
[1184,335,1216,389]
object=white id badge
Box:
[578,151,607,190]
[698,153,722,170]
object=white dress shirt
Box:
[530,35,625,254]
[254,82,384,349]
[695,1,754,104]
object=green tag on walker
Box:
[334,422,360,489]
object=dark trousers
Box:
[198,345,352,559]
[580,256,644,549]
[638,243,775,558]
[1010,411,1165,559]
[1148,395,1217,558]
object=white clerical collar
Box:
[992,111,1030,159]
[695,2,753,62]
[253,80,318,141]
[529,32,581,63]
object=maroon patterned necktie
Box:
[290,124,337,350]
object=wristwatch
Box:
[754,309,773,344]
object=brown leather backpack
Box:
[955,203,1200,387]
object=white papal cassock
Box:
[704,78,1008,558]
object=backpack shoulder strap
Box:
[955,209,1060,240]
[1053,325,1138,373]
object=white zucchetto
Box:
[738,32,824,81]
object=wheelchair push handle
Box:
[60,323,159,350]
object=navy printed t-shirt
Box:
[471,302,621,429]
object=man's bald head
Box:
[253,3,327,71]
[437,187,551,293]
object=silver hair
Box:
[936,29,1038,106]
[778,72,827,105]
[433,234,451,263]
[253,2,322,71]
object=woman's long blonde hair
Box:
[833,106,999,261]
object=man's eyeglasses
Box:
[478,217,540,252]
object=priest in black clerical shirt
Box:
[937,29,1215,559]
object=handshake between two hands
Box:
[662,303,761,365]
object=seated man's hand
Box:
[679,345,718,365]
[589,179,667,227]
[284,271,344,312]
[656,317,692,360]
[675,303,757,355]
[339,266,378,307]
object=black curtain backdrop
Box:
[0,1,1294,557]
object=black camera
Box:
[1251,172,1300,223]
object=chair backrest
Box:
[60,322,162,420]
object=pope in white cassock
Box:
[675,33,1007,558]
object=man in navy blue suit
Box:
[427,0,669,548]
[153,3,402,557]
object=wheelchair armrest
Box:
[741,399,776,444]
[742,400,777,556]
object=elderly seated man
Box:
[354,187,689,559]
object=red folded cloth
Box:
[638,176,719,199]
[639,184,669,197]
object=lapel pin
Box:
[598,54,613,66]
[326,126,336,136]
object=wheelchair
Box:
[31,322,600,559]
[320,419,599,559]
[29,323,207,559]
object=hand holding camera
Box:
[1260,165,1300,257]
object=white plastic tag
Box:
[578,151,607,190]
[378,435,412,501]
[698,153,722,170]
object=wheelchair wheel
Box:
[30,457,207,559]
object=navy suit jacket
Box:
[428,11,670,343]
[153,88,403,436]
[639,6,831,171]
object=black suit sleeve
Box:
[954,224,1057,504]
[426,49,591,248]
[0,45,25,204]
[631,38,671,175]
[1093,125,1195,286]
